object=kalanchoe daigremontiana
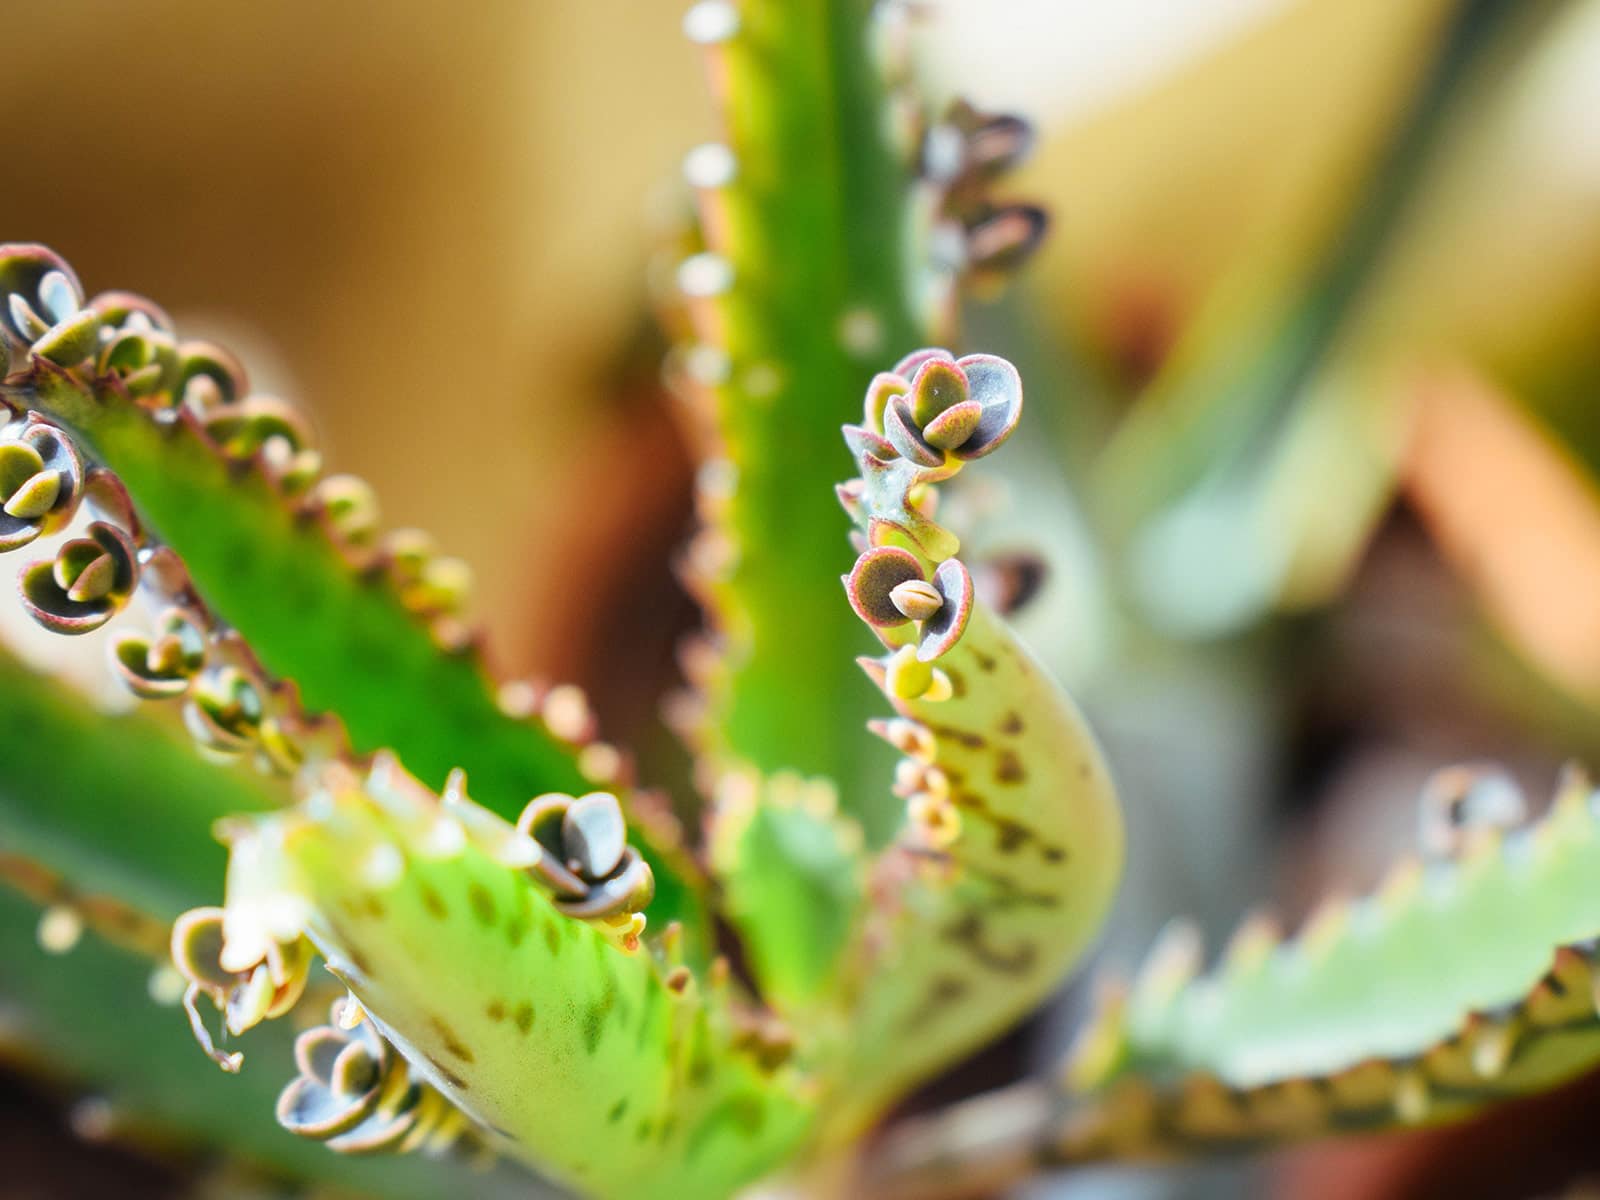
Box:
[873,348,1025,463]
[171,905,312,1073]
[0,392,351,778]
[278,997,479,1157]
[871,766,1600,1199]
[915,98,1049,320]
[0,414,83,549]
[19,519,139,633]
[845,545,973,664]
[921,98,1056,281]
[189,755,800,1198]
[111,605,208,698]
[0,238,700,924]
[0,246,101,367]
[5,3,1600,1198]
[821,346,1124,1131]
[842,348,1022,561]
[515,790,656,926]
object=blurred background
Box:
[4,0,1600,1196]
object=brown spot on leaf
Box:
[468,883,497,926]
[988,813,1035,852]
[419,882,448,919]
[941,910,1039,975]
[582,985,617,1054]
[514,1002,535,1034]
[929,722,986,750]
[996,749,1026,784]
[430,1015,476,1063]
[904,974,968,1027]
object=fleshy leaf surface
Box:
[821,349,1124,1132]
[211,756,813,1200]
[708,768,867,1012]
[868,768,1600,1198]
[1059,768,1600,1155]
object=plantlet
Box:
[2,3,1598,1198]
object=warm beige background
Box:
[0,0,1371,674]
[9,0,1600,687]
[0,0,707,669]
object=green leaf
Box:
[17,356,709,955]
[869,770,1600,1195]
[708,769,866,1012]
[1058,768,1600,1157]
[212,755,814,1200]
[823,349,1123,1133]
[0,642,278,922]
[825,605,1123,1133]
[677,0,924,838]
[0,889,550,1200]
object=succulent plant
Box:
[3,2,1600,1198]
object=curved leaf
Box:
[821,350,1124,1132]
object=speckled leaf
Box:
[213,760,813,1200]
[823,349,1123,1135]
[827,604,1123,1133]
[863,770,1600,1197]
[19,357,708,955]
[1056,768,1600,1159]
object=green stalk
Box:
[684,0,923,839]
